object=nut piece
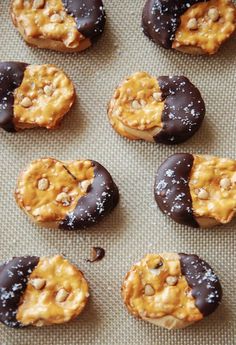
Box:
[80,180,91,193]
[208,8,220,22]
[153,92,162,101]
[197,188,209,200]
[44,84,53,96]
[166,276,178,286]
[50,13,63,23]
[32,0,45,9]
[20,97,32,108]
[55,288,69,303]
[56,192,71,206]
[144,284,155,296]
[37,178,49,191]
[187,18,198,30]
[30,278,46,290]
[131,100,141,110]
[220,177,231,190]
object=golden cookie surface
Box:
[142,0,236,55]
[122,253,222,329]
[108,72,205,144]
[11,0,106,52]
[15,157,119,230]
[155,153,236,228]
[0,62,75,132]
[0,255,88,327]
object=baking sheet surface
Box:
[0,1,235,344]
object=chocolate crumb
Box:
[87,247,105,263]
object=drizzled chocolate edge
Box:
[62,0,106,40]
[179,253,222,317]
[154,153,199,227]
[142,0,209,49]
[0,62,28,132]
[59,161,119,230]
[154,76,205,144]
[0,256,39,328]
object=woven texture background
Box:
[0,1,236,344]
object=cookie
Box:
[15,158,119,230]
[11,0,106,52]
[142,0,236,55]
[0,255,89,328]
[0,62,75,132]
[154,153,236,228]
[108,72,205,144]
[122,253,222,329]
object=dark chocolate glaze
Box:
[62,0,106,40]
[0,256,39,328]
[59,161,119,230]
[154,153,199,227]
[87,247,105,262]
[154,76,205,144]
[179,253,222,316]
[0,62,28,132]
[142,0,208,49]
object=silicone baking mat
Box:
[0,1,235,344]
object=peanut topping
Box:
[33,0,45,9]
[189,155,236,224]
[30,278,46,290]
[15,158,94,224]
[144,284,155,296]
[16,255,89,326]
[108,72,165,141]
[187,18,198,30]
[122,254,203,322]
[56,288,69,303]
[20,96,32,108]
[13,64,74,129]
[37,178,49,191]
[173,0,236,54]
[208,7,220,21]
[12,0,85,49]
[166,276,178,286]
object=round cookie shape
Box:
[142,0,236,55]
[15,158,119,230]
[108,72,205,145]
[0,62,75,133]
[11,0,106,52]
[0,255,89,328]
[154,153,236,228]
[122,253,222,329]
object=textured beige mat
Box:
[0,1,236,344]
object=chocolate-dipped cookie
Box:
[15,158,119,230]
[0,255,89,328]
[142,0,236,55]
[11,0,106,52]
[0,62,75,132]
[108,72,205,144]
[122,253,222,329]
[154,153,236,227]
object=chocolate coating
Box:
[142,0,208,49]
[62,0,106,40]
[59,161,119,230]
[0,256,39,328]
[179,254,222,317]
[87,247,105,262]
[154,76,205,144]
[154,153,199,227]
[0,62,28,132]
